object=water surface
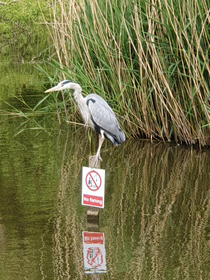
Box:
[0,52,210,279]
[0,114,210,279]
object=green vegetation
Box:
[41,0,210,146]
[1,0,210,146]
[0,0,51,62]
[0,0,53,123]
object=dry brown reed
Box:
[42,0,210,145]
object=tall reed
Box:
[42,0,210,145]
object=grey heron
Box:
[45,80,125,165]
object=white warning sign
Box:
[81,167,105,208]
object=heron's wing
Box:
[86,94,125,145]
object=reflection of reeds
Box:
[51,129,89,279]
[46,131,210,278]
[100,141,210,279]
[41,0,210,145]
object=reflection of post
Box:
[87,156,100,230]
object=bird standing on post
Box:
[45,80,125,165]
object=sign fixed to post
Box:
[82,231,107,274]
[82,167,105,208]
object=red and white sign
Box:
[82,231,107,274]
[82,167,105,208]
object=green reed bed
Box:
[41,0,210,145]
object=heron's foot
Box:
[98,155,102,162]
[90,154,102,168]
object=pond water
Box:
[0,63,210,280]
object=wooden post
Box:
[86,155,100,229]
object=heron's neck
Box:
[73,87,83,104]
[72,85,87,122]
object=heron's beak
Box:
[44,84,63,93]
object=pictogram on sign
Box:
[86,170,102,191]
[87,247,103,268]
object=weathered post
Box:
[87,155,100,229]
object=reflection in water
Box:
[0,117,210,279]
[50,129,86,279]
[102,141,210,280]
[82,231,107,274]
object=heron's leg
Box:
[96,130,105,161]
[91,131,105,168]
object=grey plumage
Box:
[45,80,125,163]
[86,93,125,145]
